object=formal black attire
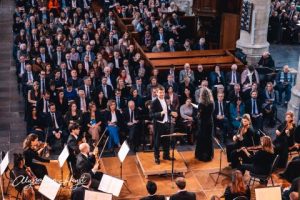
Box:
[23,147,49,179]
[150,98,173,160]
[214,100,230,143]
[245,98,263,131]
[124,108,141,152]
[67,134,80,179]
[10,167,31,193]
[76,153,103,189]
[239,150,275,175]
[170,190,196,200]
[274,122,296,168]
[71,186,89,200]
[226,126,258,168]
[195,103,214,161]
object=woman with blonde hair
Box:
[104,100,123,150]
[226,114,259,169]
[239,136,275,184]
[195,87,215,161]
[224,170,250,200]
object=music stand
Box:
[161,133,187,188]
[209,137,230,186]
[117,140,131,193]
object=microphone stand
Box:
[209,137,230,186]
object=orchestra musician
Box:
[150,86,178,165]
[274,111,296,168]
[23,133,50,179]
[11,153,33,193]
[67,123,82,179]
[226,114,259,169]
[71,173,92,200]
[239,136,275,184]
[76,142,103,190]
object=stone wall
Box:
[173,0,194,16]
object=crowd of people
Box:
[269,0,300,44]
[7,0,300,199]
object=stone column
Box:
[288,56,300,124]
[236,0,271,65]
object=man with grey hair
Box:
[124,100,141,152]
[152,40,164,52]
[76,143,103,189]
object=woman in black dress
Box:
[274,111,296,168]
[23,133,50,179]
[195,87,215,161]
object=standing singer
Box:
[150,86,177,165]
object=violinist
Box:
[239,136,275,184]
[11,153,33,193]
[23,133,50,179]
[274,111,296,168]
[226,114,258,169]
[76,143,103,190]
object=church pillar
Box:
[236,0,271,65]
[288,56,300,124]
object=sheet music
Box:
[58,145,69,168]
[117,140,130,163]
[0,152,9,175]
[38,175,61,200]
[255,187,281,200]
[98,174,124,197]
[85,190,112,200]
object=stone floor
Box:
[269,44,300,69]
[0,0,26,154]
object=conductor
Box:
[150,86,178,165]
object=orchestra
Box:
[7,1,300,199]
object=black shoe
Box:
[163,156,175,161]
[155,158,160,165]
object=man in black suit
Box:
[140,181,165,200]
[214,92,230,143]
[36,91,51,120]
[99,76,114,99]
[170,177,196,200]
[67,69,83,89]
[67,123,81,179]
[76,90,90,113]
[71,173,92,200]
[114,89,126,111]
[132,77,147,97]
[165,38,178,52]
[52,45,65,68]
[76,143,103,189]
[124,100,141,152]
[163,74,179,93]
[22,64,37,96]
[46,103,68,142]
[245,90,263,131]
[150,86,178,164]
[226,64,241,92]
[78,76,94,100]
